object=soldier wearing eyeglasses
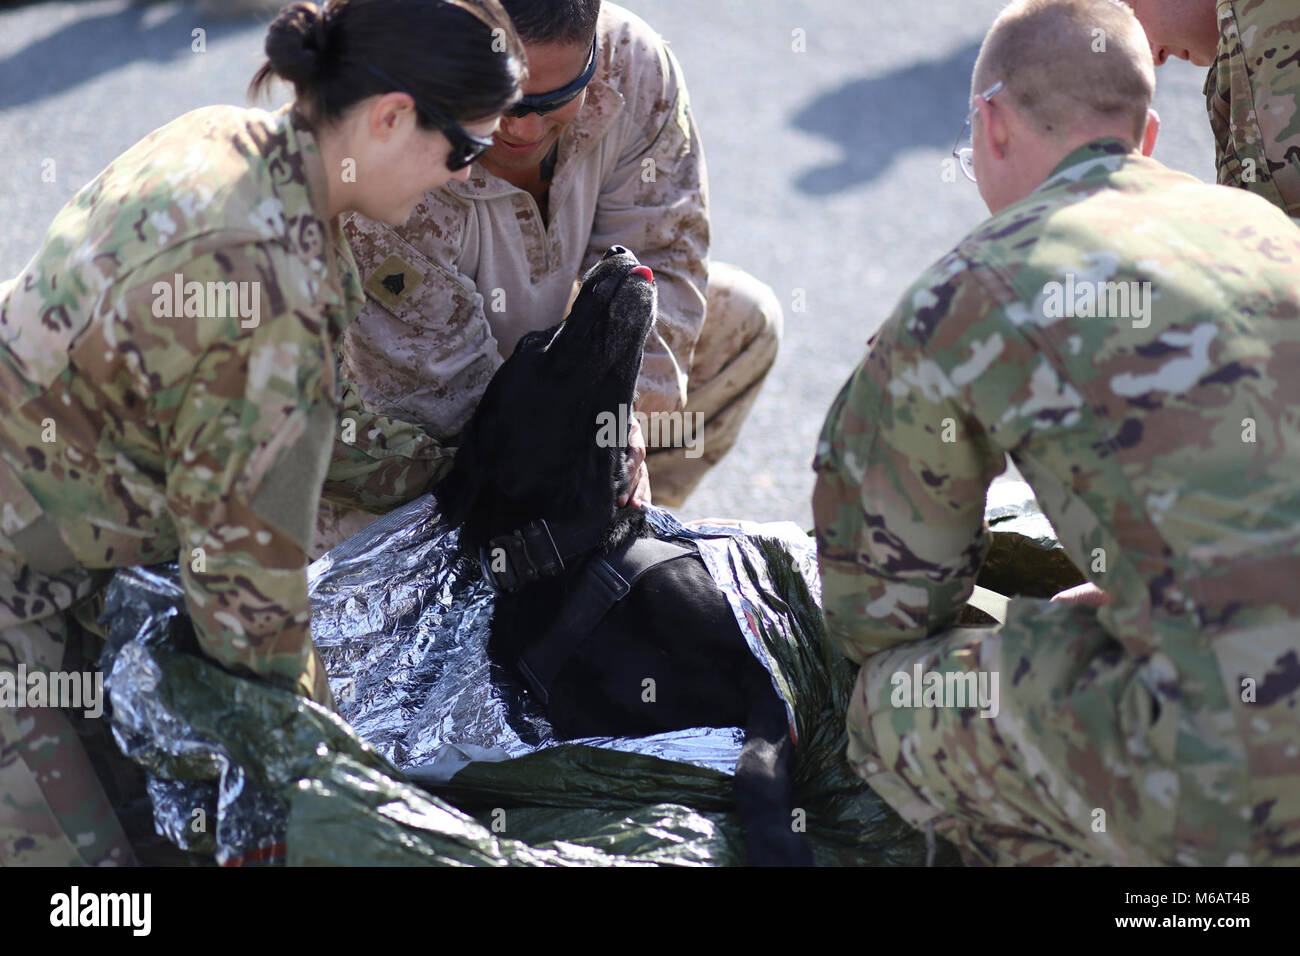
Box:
[816,0,1300,865]
[1124,0,1300,216]
[326,0,784,552]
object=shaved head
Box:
[974,0,1155,145]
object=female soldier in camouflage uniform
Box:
[0,0,524,865]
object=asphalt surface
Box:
[0,0,1218,527]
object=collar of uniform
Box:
[282,105,353,337]
[287,105,334,227]
[444,45,626,201]
[1203,0,1234,98]
[1035,137,1134,193]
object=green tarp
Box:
[103,500,959,866]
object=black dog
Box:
[435,246,813,866]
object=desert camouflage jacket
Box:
[1206,0,1300,215]
[0,105,451,702]
[341,1,710,439]
[815,136,1300,665]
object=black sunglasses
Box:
[364,63,497,171]
[505,35,598,118]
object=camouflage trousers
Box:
[845,600,1274,867]
[0,548,136,866]
[312,261,783,557]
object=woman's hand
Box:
[618,414,653,508]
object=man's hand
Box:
[1050,582,1111,607]
[619,414,653,508]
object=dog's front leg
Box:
[733,687,815,867]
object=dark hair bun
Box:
[264,2,332,88]
[249,0,526,131]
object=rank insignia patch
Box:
[364,253,425,311]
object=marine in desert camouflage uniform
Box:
[318,0,783,554]
[0,0,525,865]
[815,0,1300,865]
[1128,0,1300,214]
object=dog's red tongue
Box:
[630,266,654,283]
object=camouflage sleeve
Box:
[811,268,1006,665]
[1205,1,1300,216]
[157,244,348,706]
[320,375,455,513]
[585,43,710,416]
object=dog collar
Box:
[479,512,615,593]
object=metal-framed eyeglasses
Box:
[952,80,1004,183]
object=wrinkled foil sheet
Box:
[308,495,815,780]
[101,566,292,862]
[104,495,829,860]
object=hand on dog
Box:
[1050,582,1111,607]
[619,415,653,508]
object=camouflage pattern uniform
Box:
[814,139,1300,865]
[0,104,451,864]
[316,2,781,552]
[1206,0,1300,215]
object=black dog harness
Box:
[480,518,697,706]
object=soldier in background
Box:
[814,0,1300,865]
[1125,0,1300,215]
[0,0,524,865]
[318,0,784,554]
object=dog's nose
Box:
[603,245,630,260]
